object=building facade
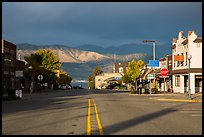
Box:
[113,62,129,73]
[2,40,16,96]
[95,73,123,89]
[158,54,172,92]
[172,31,202,94]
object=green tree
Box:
[35,48,61,73]
[126,59,145,90]
[93,66,103,76]
[24,53,44,92]
[121,72,132,84]
[24,48,70,91]
[88,66,103,89]
[35,49,61,87]
[57,69,72,85]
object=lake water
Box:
[70,82,88,89]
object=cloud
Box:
[2,2,202,47]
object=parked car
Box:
[59,84,72,90]
[107,84,120,89]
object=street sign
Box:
[147,74,154,79]
[15,90,22,98]
[38,74,43,81]
[160,68,169,77]
[15,71,23,77]
[149,60,159,67]
[115,76,121,80]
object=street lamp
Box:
[143,40,156,60]
[187,54,192,99]
[28,66,33,94]
[143,40,156,89]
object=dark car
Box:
[107,84,120,89]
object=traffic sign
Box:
[160,68,169,77]
[147,74,154,79]
[38,74,43,81]
[149,60,159,67]
[115,77,121,80]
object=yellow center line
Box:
[87,99,91,135]
[93,99,104,135]
[87,98,104,135]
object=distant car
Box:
[59,84,72,90]
[73,85,84,89]
[107,84,120,89]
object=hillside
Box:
[77,43,172,59]
[16,43,151,80]
[17,44,111,63]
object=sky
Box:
[2,2,202,48]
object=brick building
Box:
[2,40,16,96]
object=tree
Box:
[24,53,44,92]
[88,66,103,89]
[93,66,103,77]
[57,69,72,85]
[24,48,70,91]
[121,72,132,84]
[35,49,61,87]
[126,59,145,90]
[35,48,61,73]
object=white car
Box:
[59,84,72,90]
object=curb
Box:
[152,98,202,103]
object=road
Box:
[2,89,202,135]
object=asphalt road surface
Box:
[2,89,202,135]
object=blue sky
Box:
[2,2,202,47]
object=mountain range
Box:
[76,43,172,58]
[16,43,171,80]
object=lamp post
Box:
[28,66,33,94]
[187,54,192,99]
[143,40,156,89]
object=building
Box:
[113,62,129,73]
[95,73,123,89]
[2,40,16,96]
[15,59,25,92]
[158,54,172,92]
[171,31,202,94]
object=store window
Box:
[185,52,188,66]
[119,67,124,73]
[175,75,180,87]
[181,53,184,66]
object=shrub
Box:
[2,94,18,101]
[88,82,95,89]
[151,88,159,94]
[131,88,138,94]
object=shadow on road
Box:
[81,103,186,135]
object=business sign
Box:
[15,71,23,77]
[174,55,184,61]
[149,60,159,67]
[147,74,154,79]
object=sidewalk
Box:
[149,92,202,103]
[130,92,202,103]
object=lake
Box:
[70,81,88,89]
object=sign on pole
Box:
[149,60,159,67]
[38,74,43,81]
[15,71,23,77]
[160,68,169,95]
[160,68,169,77]
[147,74,154,80]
